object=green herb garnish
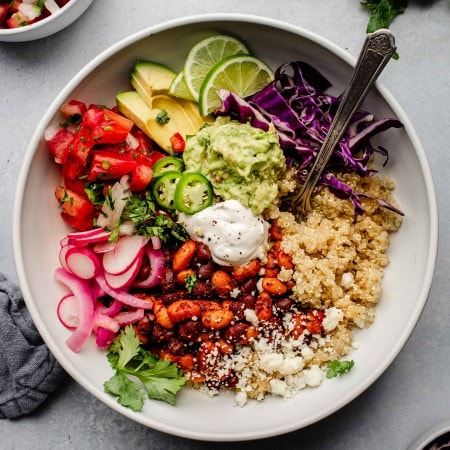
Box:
[156,109,170,125]
[326,359,355,379]
[104,325,186,411]
[185,273,198,294]
[122,191,188,245]
[360,0,408,59]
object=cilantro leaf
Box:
[326,359,355,379]
[360,0,408,59]
[104,325,186,411]
[156,109,170,125]
[122,192,188,245]
[104,372,145,412]
[185,273,198,294]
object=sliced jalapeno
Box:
[152,156,185,179]
[151,171,182,211]
[174,172,214,215]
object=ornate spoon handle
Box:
[291,29,396,212]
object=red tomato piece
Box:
[129,128,154,155]
[87,150,137,181]
[68,126,95,165]
[129,154,154,192]
[8,0,21,13]
[60,212,94,232]
[83,106,134,144]
[62,155,87,181]
[0,3,9,25]
[47,127,74,165]
[6,12,29,28]
[170,132,185,153]
[60,100,87,119]
[55,187,95,220]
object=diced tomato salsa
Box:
[0,1,70,30]
[47,99,167,230]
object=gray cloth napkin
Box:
[0,273,65,419]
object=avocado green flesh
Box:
[183,117,286,215]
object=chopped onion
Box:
[113,309,145,326]
[125,132,139,150]
[95,274,153,310]
[132,246,164,289]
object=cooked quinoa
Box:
[214,170,403,406]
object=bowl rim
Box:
[12,13,439,441]
[407,420,450,450]
[0,0,90,36]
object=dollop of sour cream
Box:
[178,199,269,267]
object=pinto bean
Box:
[232,259,261,282]
[306,310,325,334]
[177,353,195,371]
[197,340,219,372]
[238,325,259,344]
[175,268,196,285]
[275,249,294,270]
[262,277,288,296]
[255,291,273,321]
[167,299,202,323]
[201,308,234,329]
[153,300,175,329]
[172,239,197,271]
[211,270,236,296]
[269,221,283,241]
[215,338,233,354]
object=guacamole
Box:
[183,117,285,215]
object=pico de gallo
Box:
[0,0,70,29]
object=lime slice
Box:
[168,71,195,101]
[184,34,249,102]
[198,54,274,116]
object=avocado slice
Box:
[131,61,177,103]
[116,91,208,151]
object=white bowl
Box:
[13,14,438,441]
[0,0,93,42]
[407,420,450,450]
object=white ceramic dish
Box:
[0,0,93,42]
[13,14,438,441]
[407,420,450,450]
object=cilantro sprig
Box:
[326,359,355,379]
[104,325,186,411]
[122,192,188,245]
[360,0,408,59]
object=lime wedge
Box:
[184,34,249,102]
[198,54,274,116]
[168,71,195,101]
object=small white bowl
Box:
[13,14,438,441]
[407,420,450,450]
[0,0,93,42]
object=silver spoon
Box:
[284,29,396,214]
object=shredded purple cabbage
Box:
[215,61,404,215]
